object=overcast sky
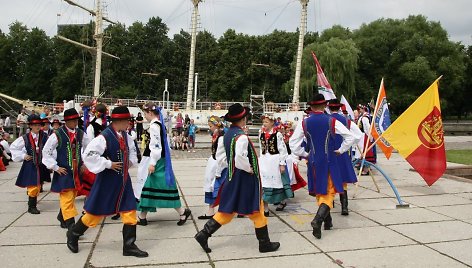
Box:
[1,0,471,45]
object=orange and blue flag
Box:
[370,78,394,159]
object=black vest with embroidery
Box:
[211,129,224,160]
[143,121,165,158]
[90,118,106,137]
[260,132,279,155]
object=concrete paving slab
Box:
[328,245,464,268]
[180,187,206,196]
[131,264,211,268]
[403,194,472,207]
[195,216,293,237]
[428,239,472,266]
[389,220,472,243]
[0,244,91,268]
[208,231,319,261]
[12,210,68,227]
[359,207,453,225]
[1,200,33,213]
[0,191,30,202]
[89,237,208,267]
[278,212,379,232]
[271,201,320,216]
[0,183,27,193]
[99,220,197,241]
[0,212,22,228]
[183,195,207,206]
[454,192,472,201]
[384,185,453,197]
[301,226,415,252]
[428,204,472,220]
[177,180,206,188]
[347,197,401,211]
[214,253,339,268]
[349,187,391,199]
[0,225,99,246]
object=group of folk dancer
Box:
[10,93,374,257]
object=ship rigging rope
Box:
[164,0,187,23]
[264,0,296,34]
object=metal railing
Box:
[74,95,309,112]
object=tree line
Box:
[0,15,470,118]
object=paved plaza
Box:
[1,136,472,267]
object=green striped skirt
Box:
[262,171,294,204]
[138,159,182,211]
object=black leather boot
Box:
[27,196,40,214]
[57,209,66,228]
[324,213,333,230]
[65,217,75,231]
[255,225,280,253]
[194,218,221,253]
[340,191,349,216]
[66,217,88,253]
[122,224,149,258]
[311,203,330,239]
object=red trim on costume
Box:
[64,114,80,121]
[227,109,246,119]
[29,119,42,124]
[308,100,327,105]
[111,113,131,119]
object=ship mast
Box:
[186,0,202,110]
[58,0,119,97]
[292,0,309,106]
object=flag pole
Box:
[358,78,384,177]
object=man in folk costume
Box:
[195,103,280,254]
[357,104,376,175]
[135,103,191,226]
[328,99,362,215]
[67,106,148,258]
[42,108,91,229]
[10,114,49,214]
[290,94,356,239]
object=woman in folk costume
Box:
[356,104,376,175]
[290,94,356,239]
[42,108,91,229]
[259,114,293,215]
[51,118,62,131]
[10,114,49,214]
[67,106,148,257]
[198,116,227,219]
[136,102,191,226]
[81,102,108,196]
[195,103,280,254]
[38,117,53,192]
[279,122,307,193]
[328,99,362,215]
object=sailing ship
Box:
[1,0,312,130]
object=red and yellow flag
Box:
[382,77,446,186]
[370,78,394,159]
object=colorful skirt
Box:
[262,171,294,204]
[137,158,181,212]
[204,168,227,205]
